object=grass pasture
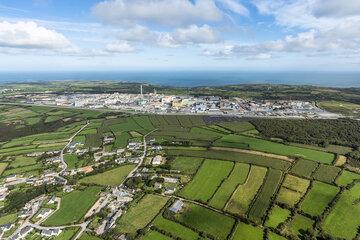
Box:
[0,162,8,175]
[180,160,233,202]
[232,222,263,240]
[214,134,334,164]
[43,186,102,226]
[170,157,203,175]
[300,181,339,216]
[153,215,198,240]
[209,163,250,210]
[323,183,360,239]
[284,214,314,239]
[248,169,283,223]
[276,174,310,207]
[290,159,318,179]
[313,165,341,184]
[225,165,267,216]
[175,203,235,240]
[79,165,135,186]
[139,230,172,240]
[64,154,79,169]
[54,227,80,240]
[265,205,291,229]
[9,156,37,168]
[117,194,168,235]
[268,232,287,240]
[218,121,255,133]
[336,170,360,186]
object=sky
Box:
[0,0,359,71]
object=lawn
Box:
[153,215,198,240]
[79,165,135,186]
[313,165,341,184]
[0,162,8,175]
[53,227,80,240]
[276,174,310,207]
[64,154,79,169]
[265,205,291,229]
[323,183,360,239]
[336,170,360,186]
[231,222,263,240]
[290,159,318,178]
[214,134,334,164]
[180,160,233,202]
[175,203,235,240]
[226,165,267,216]
[43,186,102,226]
[139,230,172,240]
[117,194,168,235]
[0,213,17,225]
[209,163,250,210]
[300,181,339,216]
[218,121,255,133]
[284,214,314,238]
[170,157,203,175]
[248,169,283,223]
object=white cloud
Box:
[173,24,218,44]
[105,41,136,53]
[217,0,249,16]
[93,0,222,27]
[0,21,71,50]
[312,0,360,18]
[118,24,219,48]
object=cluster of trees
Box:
[251,118,360,147]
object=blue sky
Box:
[0,0,359,71]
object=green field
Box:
[284,214,314,238]
[226,165,267,216]
[153,215,198,240]
[336,170,360,186]
[170,157,203,175]
[276,174,310,207]
[323,183,360,239]
[139,230,172,240]
[9,156,37,168]
[43,186,102,226]
[54,227,80,240]
[214,134,334,163]
[175,203,235,240]
[218,121,255,133]
[180,160,233,202]
[117,194,168,235]
[64,154,79,169]
[0,162,8,175]
[209,163,250,210]
[268,232,287,240]
[0,213,17,225]
[79,165,135,186]
[300,181,339,216]
[248,169,283,223]
[290,159,318,178]
[313,165,341,184]
[265,205,291,229]
[231,222,263,240]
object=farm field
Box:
[180,160,233,202]
[313,165,341,184]
[116,194,168,235]
[284,214,314,238]
[0,162,8,175]
[174,202,235,240]
[336,170,360,186]
[209,163,250,210]
[79,165,135,186]
[323,183,360,239]
[169,156,203,175]
[225,165,267,216]
[300,181,339,216]
[214,134,334,164]
[265,205,291,229]
[248,169,283,223]
[290,159,318,178]
[54,227,81,240]
[232,222,263,240]
[43,186,102,226]
[153,215,199,240]
[276,174,310,207]
[139,230,172,240]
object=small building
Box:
[169,200,184,213]
[79,166,94,174]
[37,208,53,219]
[48,195,57,204]
[0,223,13,232]
[154,182,162,189]
[41,228,62,237]
[152,155,164,165]
[164,187,176,195]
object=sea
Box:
[0,71,359,88]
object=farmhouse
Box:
[152,155,164,165]
[169,200,184,213]
[41,228,62,237]
[37,208,53,219]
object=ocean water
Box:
[0,71,359,88]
